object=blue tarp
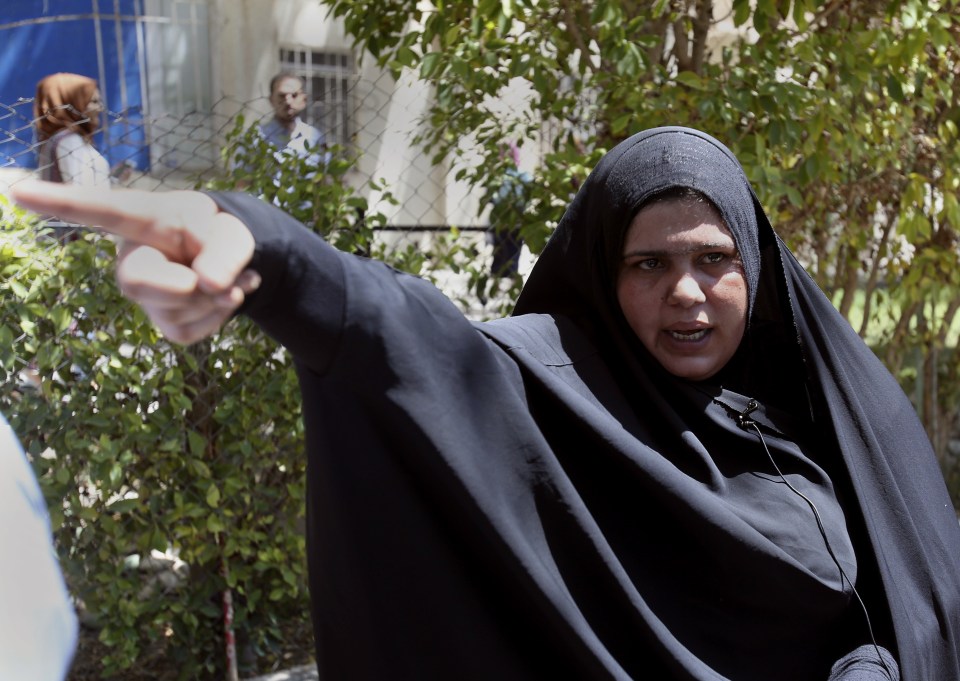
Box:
[0,0,149,170]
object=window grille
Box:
[279,48,357,150]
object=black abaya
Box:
[209,127,960,680]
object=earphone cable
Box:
[744,419,894,681]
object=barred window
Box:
[279,48,356,150]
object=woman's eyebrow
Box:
[622,241,735,258]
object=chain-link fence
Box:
[4,68,960,680]
[2,75,531,307]
[0,79,524,679]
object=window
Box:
[143,0,216,170]
[144,0,213,116]
[279,48,356,150]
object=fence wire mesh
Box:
[0,74,520,679]
[3,60,959,680]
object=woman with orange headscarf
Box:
[34,73,109,187]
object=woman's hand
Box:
[11,181,259,344]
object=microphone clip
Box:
[735,399,759,428]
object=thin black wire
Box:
[743,418,894,681]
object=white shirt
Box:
[259,117,326,161]
[0,414,77,680]
[39,129,110,187]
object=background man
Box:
[260,72,325,161]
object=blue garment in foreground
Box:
[0,413,77,680]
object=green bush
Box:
[0,112,505,678]
[0,119,400,677]
[0,192,309,678]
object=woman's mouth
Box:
[668,329,709,341]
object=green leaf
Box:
[943,193,960,228]
[55,466,71,485]
[675,71,707,90]
[803,154,820,181]
[206,483,221,508]
[792,0,809,31]
[611,113,634,135]
[450,57,470,79]
[188,430,206,458]
[107,498,140,514]
[786,186,803,208]
[50,306,73,334]
[886,75,904,102]
[9,279,28,299]
[395,46,418,67]
[651,0,670,18]
[733,0,752,26]
[420,52,444,79]
[206,513,226,533]
[109,463,123,487]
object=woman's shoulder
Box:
[48,129,87,153]
[476,313,598,366]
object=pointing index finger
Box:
[9,180,217,260]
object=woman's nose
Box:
[665,271,706,307]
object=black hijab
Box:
[511,126,960,679]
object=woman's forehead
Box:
[625,198,734,247]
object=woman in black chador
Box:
[13,127,960,680]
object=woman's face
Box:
[616,197,748,381]
[87,90,103,112]
[84,89,104,122]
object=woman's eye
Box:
[635,258,660,271]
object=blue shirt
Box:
[259,117,327,166]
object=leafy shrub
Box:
[0,192,309,678]
[0,109,512,677]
